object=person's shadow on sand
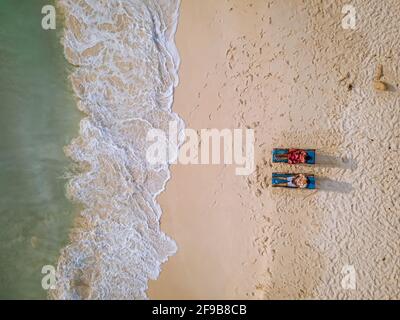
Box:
[317,177,353,193]
[315,154,357,170]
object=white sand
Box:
[149,0,400,299]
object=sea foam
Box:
[52,0,183,299]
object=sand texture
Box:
[148,0,399,299]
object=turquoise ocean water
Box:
[0,0,80,299]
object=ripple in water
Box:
[51,0,183,299]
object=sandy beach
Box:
[1,0,399,301]
[148,0,400,299]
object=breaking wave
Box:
[51,0,183,299]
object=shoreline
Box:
[148,0,271,299]
[53,0,182,299]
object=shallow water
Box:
[0,0,81,299]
